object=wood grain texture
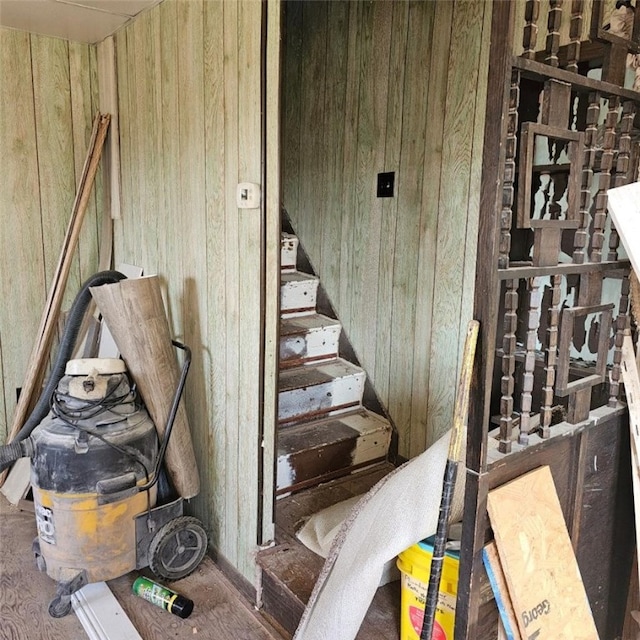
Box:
[487,466,599,639]
[0,496,282,640]
[112,0,267,584]
[281,0,492,458]
[0,29,44,445]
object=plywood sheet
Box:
[487,466,599,640]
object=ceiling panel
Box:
[0,0,161,43]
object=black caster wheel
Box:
[48,595,72,618]
[149,515,207,581]
[32,537,46,572]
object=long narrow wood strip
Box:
[620,334,640,594]
[4,112,110,449]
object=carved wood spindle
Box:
[610,274,631,407]
[608,102,636,262]
[541,274,562,438]
[519,277,541,446]
[591,96,620,263]
[545,0,564,68]
[500,279,519,454]
[499,71,520,269]
[522,0,541,59]
[566,0,584,73]
[573,92,600,264]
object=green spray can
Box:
[132,576,194,619]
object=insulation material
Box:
[293,428,465,640]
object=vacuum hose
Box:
[0,270,126,472]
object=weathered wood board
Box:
[608,183,640,274]
[487,466,599,640]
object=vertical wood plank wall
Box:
[282,0,493,458]
[113,0,265,582]
[0,27,101,446]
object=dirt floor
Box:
[0,496,283,640]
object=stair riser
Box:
[280,324,341,367]
[281,234,298,271]
[281,279,318,315]
[277,432,391,494]
[278,372,365,424]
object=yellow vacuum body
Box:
[29,359,159,609]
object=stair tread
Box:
[258,464,400,638]
[279,358,363,392]
[281,270,318,284]
[278,408,391,453]
[280,312,340,336]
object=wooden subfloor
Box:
[0,496,283,640]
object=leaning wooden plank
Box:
[72,581,142,640]
[90,275,199,499]
[487,466,599,640]
[621,334,640,594]
[482,541,522,640]
[0,457,31,504]
[4,113,111,457]
[608,182,640,274]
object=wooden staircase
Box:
[256,231,398,637]
[276,231,393,495]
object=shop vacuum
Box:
[0,271,207,617]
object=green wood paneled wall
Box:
[113,0,265,582]
[283,0,493,458]
[0,28,101,446]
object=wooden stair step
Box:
[276,408,392,494]
[278,358,365,425]
[258,465,400,638]
[281,232,299,271]
[281,270,319,316]
[280,313,341,368]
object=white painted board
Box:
[72,581,142,640]
[607,182,640,273]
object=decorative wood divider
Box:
[458,1,640,638]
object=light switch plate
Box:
[237,182,261,209]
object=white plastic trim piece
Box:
[72,582,142,640]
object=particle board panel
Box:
[487,466,599,640]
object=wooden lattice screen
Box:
[459,1,640,638]
[494,0,640,453]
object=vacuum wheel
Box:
[149,516,207,581]
[48,595,72,618]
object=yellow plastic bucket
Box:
[396,538,459,640]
